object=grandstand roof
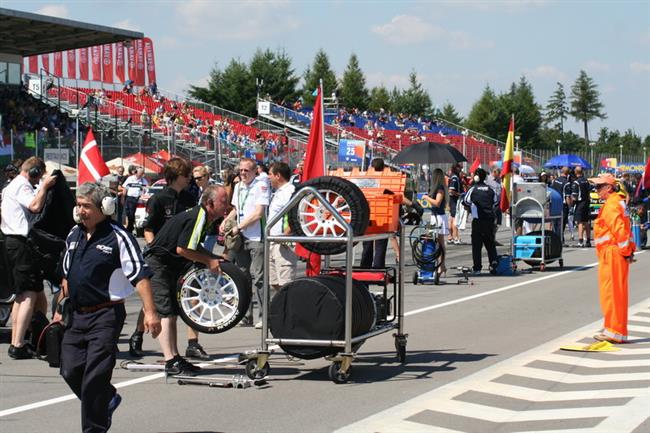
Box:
[0,8,143,56]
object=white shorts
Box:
[431,213,449,236]
[269,243,298,286]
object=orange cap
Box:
[588,173,616,185]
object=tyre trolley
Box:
[511,182,564,272]
[245,185,407,384]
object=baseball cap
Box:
[588,173,616,185]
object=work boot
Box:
[185,342,210,360]
[128,333,144,358]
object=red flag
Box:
[66,50,76,79]
[91,46,102,81]
[28,56,38,74]
[499,116,515,212]
[135,39,145,86]
[643,157,650,189]
[102,44,113,83]
[53,52,63,76]
[469,157,481,175]
[296,86,326,276]
[78,129,110,185]
[144,37,156,85]
[79,48,89,80]
[41,53,50,73]
[115,42,125,83]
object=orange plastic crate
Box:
[328,168,406,234]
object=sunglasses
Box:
[194,175,205,181]
[239,168,251,173]
[595,183,609,190]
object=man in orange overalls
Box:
[590,173,636,343]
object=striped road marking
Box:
[335,299,650,433]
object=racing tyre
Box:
[288,176,370,255]
[176,262,251,334]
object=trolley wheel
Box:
[328,361,351,384]
[559,259,564,268]
[245,359,270,380]
[412,272,418,285]
[539,263,546,272]
[433,268,440,285]
[394,338,407,363]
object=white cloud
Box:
[366,72,411,89]
[112,19,141,32]
[583,60,610,72]
[167,74,210,95]
[451,0,548,13]
[371,15,493,49]
[523,65,568,81]
[159,36,182,49]
[371,15,442,45]
[176,1,300,41]
[630,62,650,73]
[640,28,650,46]
[36,5,69,19]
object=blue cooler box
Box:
[514,235,544,259]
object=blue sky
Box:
[4,0,650,139]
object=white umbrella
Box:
[519,164,536,176]
[105,157,159,175]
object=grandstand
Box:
[1,6,503,183]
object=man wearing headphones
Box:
[1,157,56,359]
[463,168,499,275]
[55,182,161,433]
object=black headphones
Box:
[28,165,43,179]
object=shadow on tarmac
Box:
[280,349,496,384]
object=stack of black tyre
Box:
[270,176,376,359]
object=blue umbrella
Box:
[543,154,592,169]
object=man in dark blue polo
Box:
[55,182,161,433]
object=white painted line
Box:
[2,252,644,418]
[406,261,601,317]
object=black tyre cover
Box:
[288,176,370,255]
[269,275,376,359]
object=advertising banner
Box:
[40,53,50,73]
[337,139,365,164]
[102,44,113,83]
[91,45,102,81]
[115,42,125,83]
[135,39,145,86]
[127,43,136,82]
[66,50,76,79]
[144,37,156,84]
[53,52,63,76]
[79,48,89,80]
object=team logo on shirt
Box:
[96,244,113,255]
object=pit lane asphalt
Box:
[1,226,648,433]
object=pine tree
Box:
[465,85,507,140]
[502,76,542,148]
[339,53,369,110]
[438,102,463,126]
[302,49,338,106]
[368,85,391,113]
[249,48,299,106]
[569,70,607,146]
[544,82,568,135]
[399,70,432,116]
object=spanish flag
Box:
[499,115,515,212]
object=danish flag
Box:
[77,129,109,185]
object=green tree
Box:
[368,85,391,112]
[188,58,254,115]
[302,49,338,106]
[249,48,299,106]
[398,70,432,116]
[465,85,507,140]
[438,101,463,126]
[389,86,404,113]
[544,82,569,138]
[500,76,542,148]
[339,53,369,110]
[569,70,607,146]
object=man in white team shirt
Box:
[267,162,297,302]
[122,166,148,233]
[220,158,269,327]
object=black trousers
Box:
[60,304,126,433]
[471,218,498,272]
[123,196,138,232]
[360,239,388,269]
